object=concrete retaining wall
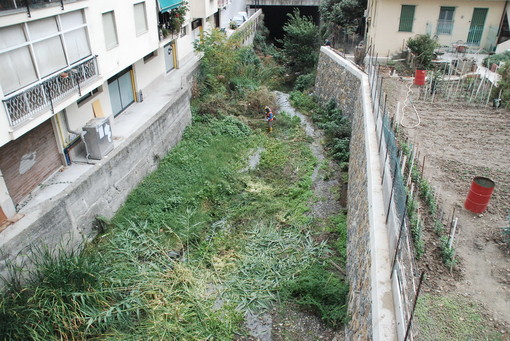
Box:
[0,85,193,284]
[315,47,396,340]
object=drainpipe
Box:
[63,109,93,164]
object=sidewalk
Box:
[17,54,200,213]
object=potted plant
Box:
[167,2,188,34]
[406,34,439,85]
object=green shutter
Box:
[467,8,488,45]
[399,5,415,32]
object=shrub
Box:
[280,262,349,327]
[293,73,316,92]
[406,34,439,69]
[483,51,510,68]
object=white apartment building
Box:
[0,0,234,225]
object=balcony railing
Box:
[0,0,82,16]
[3,55,98,127]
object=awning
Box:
[158,0,183,13]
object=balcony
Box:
[0,0,82,15]
[2,55,98,127]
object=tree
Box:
[320,0,366,28]
[406,34,439,70]
[319,0,366,50]
[280,9,320,74]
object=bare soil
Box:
[382,70,510,335]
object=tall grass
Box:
[1,33,349,340]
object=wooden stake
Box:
[448,217,458,249]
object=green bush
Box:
[280,262,349,327]
[406,34,439,69]
[293,73,316,92]
[483,51,510,68]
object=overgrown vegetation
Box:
[493,62,510,108]
[0,27,349,340]
[280,261,349,327]
[290,92,351,170]
[483,50,510,68]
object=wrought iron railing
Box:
[0,0,81,16]
[3,55,98,127]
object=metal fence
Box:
[365,46,422,341]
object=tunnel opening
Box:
[251,5,320,47]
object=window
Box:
[0,10,91,94]
[102,11,119,50]
[180,25,187,37]
[77,86,101,106]
[398,5,415,32]
[437,7,455,35]
[134,2,148,36]
[143,50,157,63]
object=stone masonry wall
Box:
[315,49,373,340]
[0,86,193,284]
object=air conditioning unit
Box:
[82,117,114,160]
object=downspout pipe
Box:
[63,109,93,164]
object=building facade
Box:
[0,0,243,226]
[365,0,509,57]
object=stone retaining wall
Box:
[315,47,396,340]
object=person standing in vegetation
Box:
[265,106,274,132]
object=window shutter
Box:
[399,5,415,32]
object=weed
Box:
[439,236,456,269]
[280,261,349,327]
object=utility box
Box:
[82,117,114,160]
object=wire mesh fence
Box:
[366,50,421,341]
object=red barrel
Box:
[464,177,495,213]
[414,69,426,85]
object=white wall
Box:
[134,51,165,91]
[86,0,160,80]
[368,0,506,56]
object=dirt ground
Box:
[382,71,510,333]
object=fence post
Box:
[386,158,399,224]
[404,271,426,341]
[391,195,409,278]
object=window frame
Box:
[134,2,148,36]
[102,11,119,50]
[437,6,455,35]
[0,9,91,94]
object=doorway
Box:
[467,8,488,45]
[164,41,175,73]
[108,67,135,117]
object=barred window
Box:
[437,7,455,35]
